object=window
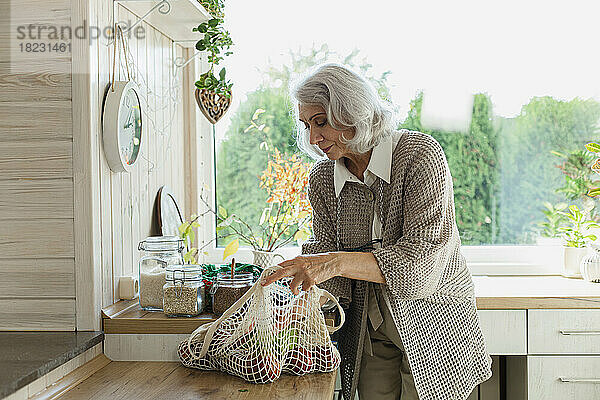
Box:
[206,1,600,273]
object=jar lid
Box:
[166,264,202,283]
[216,271,253,285]
[139,236,184,252]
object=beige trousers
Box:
[357,284,419,400]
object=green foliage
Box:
[538,202,569,238]
[553,150,597,201]
[558,205,600,247]
[401,92,500,244]
[586,142,600,153]
[586,141,600,198]
[198,0,225,19]
[216,88,297,247]
[179,214,202,263]
[400,93,600,244]
[498,97,600,243]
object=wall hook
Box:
[108,0,172,45]
[174,51,202,70]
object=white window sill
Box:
[200,244,565,276]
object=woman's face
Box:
[298,104,355,160]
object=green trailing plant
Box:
[538,202,569,238]
[586,141,600,197]
[558,205,599,248]
[194,0,233,98]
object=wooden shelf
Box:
[116,0,211,47]
[102,301,215,334]
[102,300,338,334]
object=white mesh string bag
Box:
[178,266,345,383]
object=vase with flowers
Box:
[216,146,313,269]
[179,108,313,270]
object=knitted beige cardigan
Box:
[302,129,492,400]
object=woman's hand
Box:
[261,252,343,295]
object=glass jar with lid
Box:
[163,264,205,317]
[138,236,184,310]
[211,272,254,316]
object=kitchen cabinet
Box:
[528,309,600,354]
[473,276,600,400]
[528,356,600,399]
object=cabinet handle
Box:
[559,377,600,383]
[559,330,600,335]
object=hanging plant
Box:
[194,0,233,123]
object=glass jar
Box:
[211,272,253,316]
[163,264,205,317]
[138,236,184,310]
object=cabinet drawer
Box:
[529,310,600,354]
[478,310,527,354]
[528,356,600,400]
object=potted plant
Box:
[193,0,233,124]
[558,205,599,278]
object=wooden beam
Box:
[72,0,103,331]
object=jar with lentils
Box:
[211,272,253,316]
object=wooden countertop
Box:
[103,276,600,335]
[56,360,336,400]
[474,275,600,309]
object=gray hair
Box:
[289,63,399,159]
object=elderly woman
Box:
[262,63,492,400]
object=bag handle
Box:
[315,286,346,334]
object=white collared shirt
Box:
[333,133,402,244]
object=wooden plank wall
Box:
[0,0,192,330]
[93,3,188,309]
[0,0,76,330]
